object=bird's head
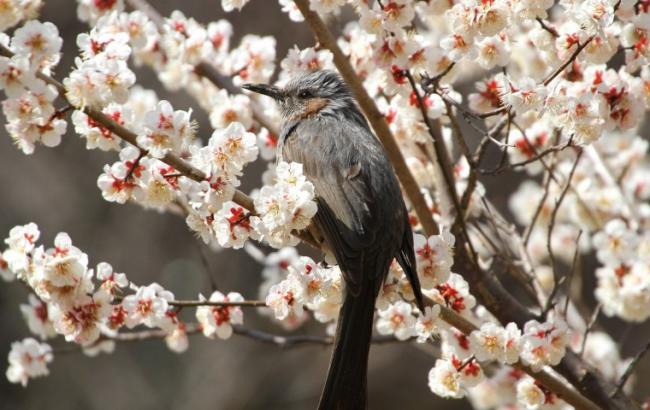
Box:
[242,70,358,122]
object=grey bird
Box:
[243,70,424,410]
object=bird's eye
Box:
[298,90,312,99]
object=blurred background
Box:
[1,1,649,409]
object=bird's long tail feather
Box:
[318,280,378,410]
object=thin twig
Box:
[543,150,583,315]
[536,18,559,38]
[612,337,650,397]
[543,36,595,86]
[579,303,601,357]
[563,230,583,316]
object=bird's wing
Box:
[281,120,389,295]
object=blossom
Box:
[469,322,521,364]
[504,77,548,116]
[6,338,52,386]
[204,121,258,178]
[415,305,446,342]
[30,232,92,307]
[77,0,125,24]
[137,100,194,158]
[592,219,638,266]
[520,315,569,371]
[428,359,466,399]
[214,202,257,249]
[228,35,276,86]
[266,275,305,321]
[430,273,476,317]
[49,290,112,345]
[516,377,546,409]
[252,162,317,248]
[413,230,454,289]
[64,56,135,108]
[71,104,129,151]
[209,90,253,130]
[11,20,62,70]
[97,146,148,204]
[196,291,244,339]
[221,0,250,12]
[95,262,128,294]
[3,222,40,277]
[0,56,37,98]
[122,283,174,330]
[20,294,56,340]
[165,323,189,353]
[2,81,65,154]
[376,300,416,340]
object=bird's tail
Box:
[318,279,379,410]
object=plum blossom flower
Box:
[20,294,56,340]
[221,0,250,12]
[122,283,174,330]
[11,20,62,70]
[252,162,317,248]
[214,202,258,249]
[72,103,130,151]
[77,0,125,24]
[415,305,446,342]
[469,322,521,364]
[137,100,194,158]
[30,232,92,307]
[204,121,258,178]
[2,222,40,278]
[97,146,148,204]
[413,229,454,289]
[6,338,52,386]
[520,315,569,371]
[165,323,189,353]
[266,274,305,320]
[0,56,37,98]
[2,81,65,154]
[196,291,244,340]
[209,90,253,130]
[593,219,639,266]
[49,290,112,345]
[95,262,128,294]
[429,273,476,318]
[228,35,276,86]
[504,77,548,116]
[429,356,483,399]
[376,300,416,340]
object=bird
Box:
[243,70,424,410]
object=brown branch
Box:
[613,337,650,397]
[169,299,267,308]
[579,303,601,357]
[543,150,583,315]
[293,0,438,237]
[536,18,559,38]
[543,36,595,86]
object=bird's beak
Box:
[242,83,283,101]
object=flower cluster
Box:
[1,223,195,384]
[196,291,244,340]
[265,256,342,326]
[0,21,65,154]
[252,162,317,248]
